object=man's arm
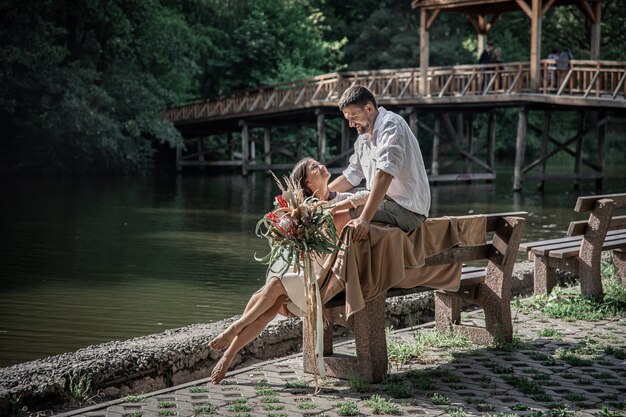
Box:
[347,169,393,241]
[328,174,354,193]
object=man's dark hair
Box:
[338,86,377,111]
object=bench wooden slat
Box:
[567,215,626,236]
[550,237,626,259]
[521,234,584,251]
[522,229,626,254]
[531,230,626,257]
[575,193,626,212]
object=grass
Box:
[297,401,317,410]
[384,376,412,398]
[228,398,252,413]
[124,395,148,403]
[263,403,285,411]
[336,400,359,416]
[193,402,217,414]
[519,264,626,321]
[189,386,210,393]
[501,375,547,396]
[365,394,401,415]
[431,392,451,405]
[387,329,474,367]
[66,373,93,404]
[158,401,176,408]
[348,372,374,393]
[285,378,309,389]
[538,327,564,340]
[555,347,595,366]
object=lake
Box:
[1,166,625,367]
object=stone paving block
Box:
[58,308,626,417]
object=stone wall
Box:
[0,261,535,416]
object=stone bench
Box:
[520,193,626,298]
[303,211,527,382]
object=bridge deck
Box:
[166,60,626,135]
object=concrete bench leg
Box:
[612,249,626,284]
[304,293,388,383]
[533,255,557,295]
[434,291,461,332]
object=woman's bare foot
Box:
[210,356,231,384]
[208,328,237,351]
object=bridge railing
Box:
[165,60,625,122]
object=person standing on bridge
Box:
[329,85,430,241]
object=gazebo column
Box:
[530,0,543,92]
[590,0,602,59]
[419,8,440,96]
[419,8,429,96]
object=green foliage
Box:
[3,0,626,176]
[66,373,93,404]
[336,400,359,416]
[348,373,374,393]
[365,394,401,415]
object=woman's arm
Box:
[331,190,369,213]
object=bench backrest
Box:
[423,211,527,266]
[567,193,626,236]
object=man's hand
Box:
[347,216,370,242]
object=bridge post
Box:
[487,111,496,173]
[573,111,586,190]
[537,110,551,192]
[176,146,182,173]
[240,120,249,176]
[466,113,474,175]
[264,128,272,167]
[596,110,607,189]
[513,107,528,191]
[408,109,418,138]
[316,111,326,163]
[341,120,350,165]
[431,115,441,177]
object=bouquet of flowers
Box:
[255,172,340,390]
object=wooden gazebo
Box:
[412,0,603,94]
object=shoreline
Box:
[0,260,536,416]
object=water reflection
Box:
[0,169,624,367]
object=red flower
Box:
[276,195,288,208]
[267,211,277,221]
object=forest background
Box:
[1,0,625,176]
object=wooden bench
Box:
[303,211,526,382]
[520,193,626,298]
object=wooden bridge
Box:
[165,59,625,190]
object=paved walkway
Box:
[59,308,626,417]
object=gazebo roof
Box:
[411,0,597,16]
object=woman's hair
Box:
[290,157,314,197]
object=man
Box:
[478,42,494,64]
[329,85,430,241]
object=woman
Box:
[207,158,368,383]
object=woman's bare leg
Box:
[211,295,286,384]
[209,277,286,351]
